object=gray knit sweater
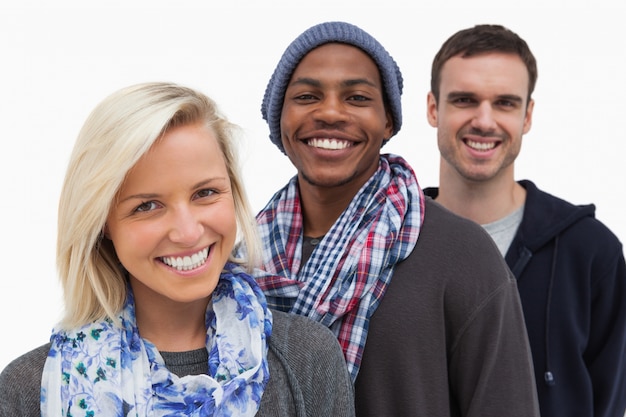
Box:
[354,198,540,417]
[0,310,355,417]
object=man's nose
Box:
[471,101,498,131]
[314,95,349,124]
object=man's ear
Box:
[426,92,439,127]
[384,110,394,139]
[523,98,534,134]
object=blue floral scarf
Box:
[254,154,423,381]
[41,263,272,416]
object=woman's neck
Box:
[134,295,210,352]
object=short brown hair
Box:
[430,24,538,104]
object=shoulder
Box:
[418,197,508,272]
[0,343,50,416]
[268,310,350,383]
[423,197,493,240]
[269,310,343,360]
[0,343,49,385]
[396,198,518,312]
[521,180,623,256]
[263,311,354,417]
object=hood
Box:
[515,180,595,253]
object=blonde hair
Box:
[57,82,261,328]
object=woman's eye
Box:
[195,189,215,199]
[134,201,159,213]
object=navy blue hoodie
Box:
[425,180,626,417]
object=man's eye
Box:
[294,94,316,101]
[348,95,370,102]
[135,201,158,213]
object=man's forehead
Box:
[440,53,530,95]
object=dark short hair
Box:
[430,24,537,104]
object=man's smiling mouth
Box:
[307,138,352,150]
[465,139,496,151]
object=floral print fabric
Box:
[41,263,272,416]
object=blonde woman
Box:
[0,82,354,417]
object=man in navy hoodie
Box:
[424,24,626,417]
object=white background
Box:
[1,1,625,376]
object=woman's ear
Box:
[102,224,110,240]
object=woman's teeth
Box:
[161,247,209,271]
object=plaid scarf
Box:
[254,154,423,381]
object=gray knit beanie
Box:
[261,21,403,154]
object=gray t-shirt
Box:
[482,205,524,256]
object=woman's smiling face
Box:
[105,122,236,309]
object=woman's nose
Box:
[168,207,203,245]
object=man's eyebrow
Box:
[495,94,524,103]
[342,78,378,88]
[289,77,321,88]
[446,91,477,101]
[446,91,524,103]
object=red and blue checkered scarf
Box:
[254,154,423,381]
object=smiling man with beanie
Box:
[246,21,540,416]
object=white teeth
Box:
[308,138,350,150]
[467,140,496,151]
[161,247,209,271]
